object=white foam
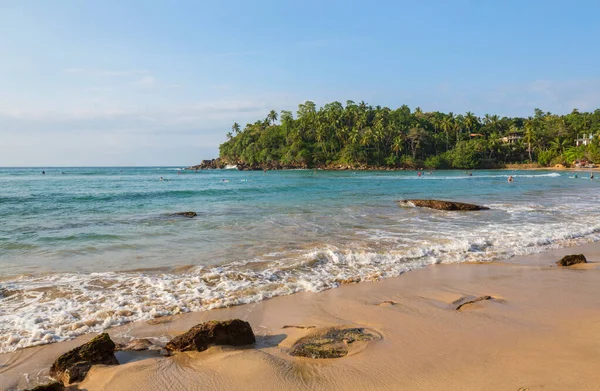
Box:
[2,213,600,353]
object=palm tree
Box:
[226,132,233,140]
[232,122,241,135]
[267,110,278,125]
[392,136,403,158]
[407,127,427,159]
[441,116,453,151]
[524,120,536,162]
[464,111,478,134]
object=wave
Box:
[356,172,561,180]
[2,217,600,353]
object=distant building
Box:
[575,133,596,146]
[500,131,523,144]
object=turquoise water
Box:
[1,167,599,352]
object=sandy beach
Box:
[2,242,599,391]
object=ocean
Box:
[1,167,598,353]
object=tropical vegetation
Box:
[219,101,600,169]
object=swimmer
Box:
[508,175,514,183]
[417,171,422,177]
[160,177,164,181]
[574,173,578,179]
[591,172,594,179]
[42,171,45,175]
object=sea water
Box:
[1,167,598,352]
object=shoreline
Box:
[186,161,600,172]
[3,241,600,390]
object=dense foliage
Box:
[219,101,600,169]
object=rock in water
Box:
[557,254,587,267]
[166,319,256,352]
[170,211,197,218]
[290,327,378,359]
[49,333,118,385]
[396,199,489,211]
[25,382,65,391]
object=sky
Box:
[1,0,599,166]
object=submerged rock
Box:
[170,211,197,218]
[166,319,256,352]
[115,338,154,351]
[49,333,118,384]
[557,254,587,267]
[25,382,65,391]
[396,199,489,211]
[290,327,378,359]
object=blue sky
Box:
[1,0,599,166]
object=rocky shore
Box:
[186,158,419,171]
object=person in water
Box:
[42,171,45,175]
[508,175,514,183]
[417,171,422,177]
[591,172,594,179]
[160,177,164,181]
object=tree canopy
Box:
[219,101,600,169]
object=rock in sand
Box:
[166,319,256,352]
[556,254,587,267]
[49,333,118,385]
[25,382,65,391]
[290,327,378,359]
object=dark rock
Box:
[290,327,378,359]
[165,319,256,352]
[25,382,65,391]
[556,254,587,267]
[397,199,489,211]
[49,333,118,384]
[186,158,227,170]
[453,295,493,311]
[170,211,197,218]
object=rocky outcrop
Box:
[557,254,587,267]
[397,199,489,211]
[186,158,227,170]
[170,211,197,218]
[165,319,256,352]
[49,333,118,385]
[25,382,65,391]
[289,327,378,359]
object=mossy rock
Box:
[557,254,587,267]
[25,382,64,391]
[49,333,118,384]
[290,327,378,359]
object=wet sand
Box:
[2,243,600,391]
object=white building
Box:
[575,133,596,146]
